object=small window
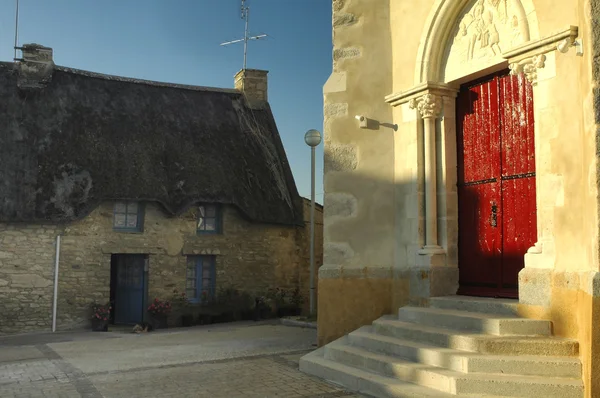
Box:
[113,201,144,232]
[197,204,221,234]
[186,256,216,303]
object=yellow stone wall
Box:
[320,0,600,395]
[318,0,395,345]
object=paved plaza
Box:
[0,321,361,398]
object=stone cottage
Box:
[301,0,600,397]
[0,44,323,333]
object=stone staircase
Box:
[299,296,583,397]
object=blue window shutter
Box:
[137,203,145,232]
[210,256,216,299]
[196,257,203,302]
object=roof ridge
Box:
[0,61,241,94]
[55,65,241,93]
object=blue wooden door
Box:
[114,255,146,324]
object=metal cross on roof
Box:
[220,0,268,71]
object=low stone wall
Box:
[317,266,393,346]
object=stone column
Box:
[410,93,444,255]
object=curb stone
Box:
[280,317,317,329]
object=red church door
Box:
[456,71,537,299]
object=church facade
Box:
[304,0,600,396]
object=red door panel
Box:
[457,74,502,296]
[500,74,536,178]
[499,73,537,293]
[501,177,536,290]
[456,71,537,298]
[457,77,501,184]
[457,182,502,290]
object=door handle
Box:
[490,202,498,227]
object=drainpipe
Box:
[52,235,61,332]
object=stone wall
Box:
[0,224,62,333]
[318,0,395,346]
[0,200,323,334]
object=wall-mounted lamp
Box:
[355,115,368,129]
[355,115,398,131]
[557,37,583,56]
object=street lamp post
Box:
[304,129,322,316]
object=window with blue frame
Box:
[197,204,221,234]
[113,201,144,232]
[186,256,216,303]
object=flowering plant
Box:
[171,289,190,308]
[148,298,172,316]
[201,291,210,305]
[91,303,111,321]
[266,287,287,305]
[289,287,304,307]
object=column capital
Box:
[509,54,546,86]
[409,93,443,119]
[385,82,458,108]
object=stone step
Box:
[299,346,456,397]
[373,316,579,356]
[324,341,583,397]
[398,306,551,336]
[348,327,581,378]
[429,296,519,316]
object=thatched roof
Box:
[0,61,303,226]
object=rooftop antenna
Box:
[13,0,20,61]
[220,0,268,71]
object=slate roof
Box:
[0,61,303,226]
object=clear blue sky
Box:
[0,0,330,203]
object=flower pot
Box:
[259,307,272,319]
[242,309,254,321]
[91,318,108,332]
[181,314,194,327]
[290,307,301,316]
[150,314,168,329]
[197,314,213,325]
[277,307,290,318]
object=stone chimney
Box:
[17,43,55,90]
[234,69,268,109]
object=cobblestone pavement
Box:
[0,322,363,398]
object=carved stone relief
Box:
[443,0,531,82]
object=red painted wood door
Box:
[456,71,537,298]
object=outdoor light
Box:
[304,129,322,147]
[304,129,322,316]
[557,38,572,53]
